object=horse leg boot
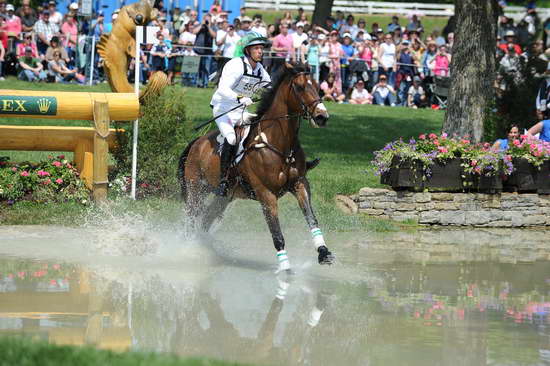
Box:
[214,140,237,197]
[292,178,334,265]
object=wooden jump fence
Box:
[0,90,139,201]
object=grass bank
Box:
[0,336,249,366]
[0,78,444,229]
[245,10,450,36]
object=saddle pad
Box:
[216,125,251,166]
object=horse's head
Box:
[285,63,329,128]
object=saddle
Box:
[215,112,255,165]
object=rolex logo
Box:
[37,98,51,114]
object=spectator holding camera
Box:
[192,13,216,88]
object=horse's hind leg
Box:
[291,177,334,265]
[256,190,290,273]
[185,179,210,232]
[201,196,231,232]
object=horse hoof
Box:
[318,246,335,265]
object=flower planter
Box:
[536,160,550,194]
[469,174,503,193]
[424,158,463,191]
[504,158,537,192]
[383,156,424,190]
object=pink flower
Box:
[20,171,29,177]
[37,170,50,177]
[513,139,521,146]
[42,178,51,185]
[67,163,73,169]
[520,134,527,140]
[52,161,62,167]
[11,167,17,172]
[460,139,470,144]
[438,147,448,153]
[433,140,440,146]
[504,155,512,161]
[55,178,63,184]
[441,132,448,139]
[50,279,57,286]
[471,160,478,166]
[419,134,426,140]
[52,264,61,270]
[428,133,437,140]
[57,154,65,159]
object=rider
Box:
[210,32,271,196]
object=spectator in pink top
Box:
[271,23,293,74]
[61,13,77,48]
[4,4,22,39]
[16,33,38,57]
[430,45,451,77]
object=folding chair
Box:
[432,76,451,109]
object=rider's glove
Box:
[240,97,254,107]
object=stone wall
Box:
[350,188,550,227]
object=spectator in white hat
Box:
[5,4,22,39]
[499,30,522,54]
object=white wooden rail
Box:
[245,1,550,20]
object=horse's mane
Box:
[252,62,311,123]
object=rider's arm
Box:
[216,58,243,101]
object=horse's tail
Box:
[178,137,200,202]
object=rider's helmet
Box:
[234,32,270,57]
[243,32,270,49]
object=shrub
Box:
[111,87,193,198]
[0,155,90,205]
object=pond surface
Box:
[1,224,550,366]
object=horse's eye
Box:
[135,14,144,25]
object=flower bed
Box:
[0,155,90,205]
[373,133,550,193]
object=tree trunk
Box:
[312,0,335,27]
[442,0,498,143]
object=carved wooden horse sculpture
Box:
[179,63,334,272]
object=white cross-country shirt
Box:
[211,56,271,109]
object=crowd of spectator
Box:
[0,0,549,110]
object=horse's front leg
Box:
[291,178,334,265]
[256,190,291,273]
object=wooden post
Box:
[93,100,110,202]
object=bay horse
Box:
[178,62,334,272]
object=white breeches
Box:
[213,104,245,146]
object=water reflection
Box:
[0,228,550,365]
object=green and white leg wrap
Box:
[307,307,324,327]
[276,249,290,273]
[311,227,326,249]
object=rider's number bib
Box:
[233,74,262,98]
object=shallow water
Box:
[1,224,550,366]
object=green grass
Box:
[246,10,450,36]
[0,78,444,230]
[0,336,249,366]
